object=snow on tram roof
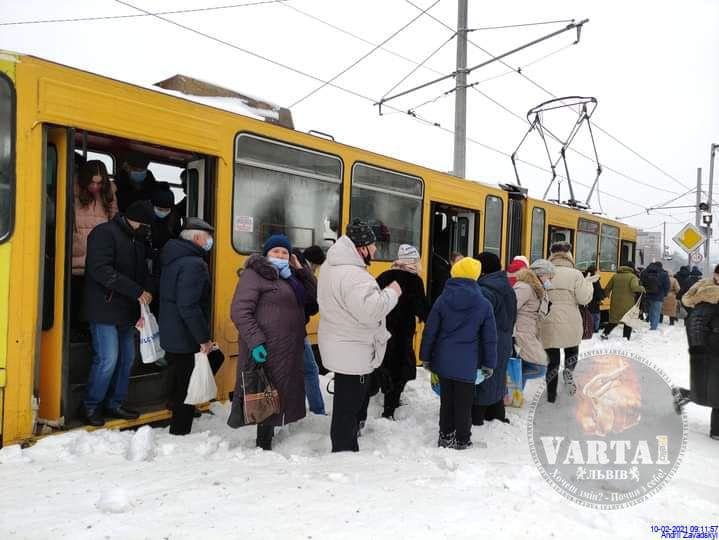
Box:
[151,86,279,122]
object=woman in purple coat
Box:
[229,234,317,450]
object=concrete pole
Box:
[694,168,702,267]
[452,0,468,178]
[663,221,666,259]
[705,144,717,274]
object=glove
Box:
[481,367,494,380]
[251,344,268,364]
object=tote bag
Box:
[138,304,164,364]
[620,295,644,329]
[504,357,524,408]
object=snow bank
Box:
[0,324,716,539]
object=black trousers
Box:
[383,380,407,416]
[331,373,371,452]
[545,346,579,401]
[439,377,474,444]
[603,323,633,340]
[472,400,508,425]
[712,408,718,438]
[166,351,196,436]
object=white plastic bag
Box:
[185,352,217,405]
[138,304,164,364]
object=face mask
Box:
[87,183,101,194]
[268,256,292,279]
[203,236,214,252]
[129,170,147,183]
[154,208,171,219]
[543,280,552,290]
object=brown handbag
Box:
[241,365,280,425]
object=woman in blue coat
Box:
[420,257,497,450]
[472,253,517,426]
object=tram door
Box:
[547,225,575,253]
[428,202,479,305]
[506,198,524,266]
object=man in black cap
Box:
[318,218,402,452]
[148,183,182,316]
[115,153,158,213]
[83,200,155,426]
[159,217,215,435]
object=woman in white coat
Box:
[540,241,595,402]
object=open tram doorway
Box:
[427,202,480,305]
[37,127,217,429]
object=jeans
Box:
[647,300,662,330]
[521,360,547,389]
[303,339,325,414]
[84,323,136,411]
[439,377,474,444]
[166,351,195,435]
[331,373,371,452]
[591,312,601,333]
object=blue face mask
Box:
[154,208,171,219]
[267,256,291,279]
[203,236,214,252]
[543,280,552,290]
[129,170,147,183]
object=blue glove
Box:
[475,369,486,384]
[251,344,268,364]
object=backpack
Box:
[643,270,660,294]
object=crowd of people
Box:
[70,155,718,445]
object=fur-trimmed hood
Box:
[515,268,544,300]
[549,251,575,268]
[239,254,279,281]
[682,278,719,308]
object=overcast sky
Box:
[2,0,718,245]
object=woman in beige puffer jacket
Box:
[540,243,595,402]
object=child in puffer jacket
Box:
[420,257,497,449]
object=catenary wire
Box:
[467,19,575,32]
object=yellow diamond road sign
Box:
[673,223,706,254]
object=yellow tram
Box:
[0,52,637,446]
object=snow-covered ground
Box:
[1,324,717,539]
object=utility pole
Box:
[705,144,718,274]
[662,221,666,259]
[452,0,468,178]
[694,167,702,267]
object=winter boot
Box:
[455,440,473,451]
[437,431,456,449]
[671,387,691,415]
[256,424,274,451]
[563,369,577,396]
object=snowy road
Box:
[1,324,717,539]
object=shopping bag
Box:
[430,371,441,397]
[184,352,218,405]
[620,295,643,329]
[138,304,164,364]
[240,365,280,425]
[503,357,524,408]
[579,306,594,340]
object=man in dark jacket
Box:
[675,265,691,300]
[115,153,158,213]
[472,252,517,426]
[83,201,154,426]
[149,183,181,316]
[641,261,670,330]
[159,217,215,436]
[376,244,429,419]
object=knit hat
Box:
[262,234,292,256]
[507,259,528,274]
[475,252,501,276]
[125,200,154,225]
[513,255,529,267]
[303,245,326,266]
[127,152,149,169]
[530,259,555,277]
[151,183,175,208]
[397,244,420,261]
[450,257,482,281]
[346,218,376,247]
[550,240,572,254]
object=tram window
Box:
[599,224,620,271]
[86,151,115,175]
[575,219,599,271]
[0,73,15,243]
[621,240,636,265]
[233,134,342,253]
[350,163,423,261]
[483,195,503,258]
[530,207,545,262]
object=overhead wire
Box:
[467,19,575,32]
[288,0,442,108]
[0,0,288,26]
[402,0,691,192]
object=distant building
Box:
[637,231,662,266]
